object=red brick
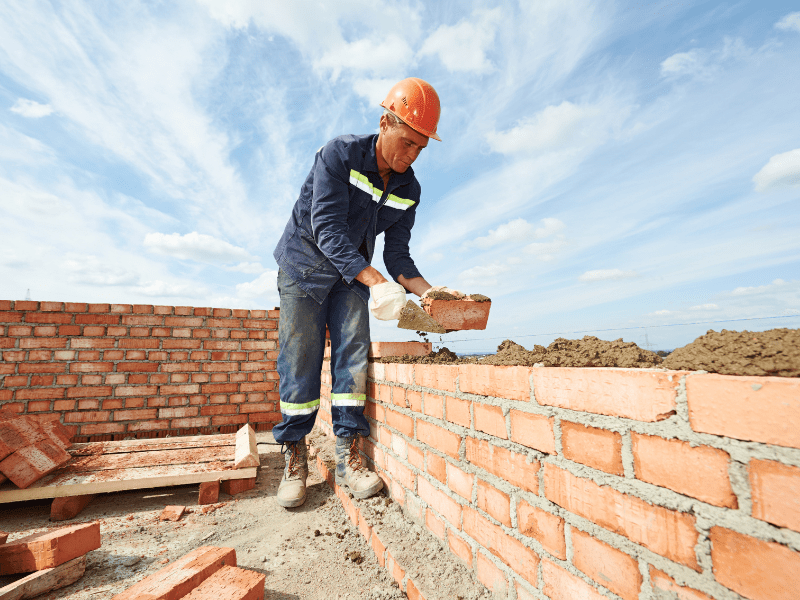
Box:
[51,494,94,521]
[571,528,641,600]
[445,396,470,428]
[384,363,414,386]
[0,522,101,574]
[386,408,414,437]
[533,368,680,421]
[750,459,800,533]
[79,423,125,435]
[448,529,472,564]
[687,374,800,449]
[417,420,461,458]
[0,414,46,459]
[426,508,446,540]
[542,560,606,600]
[446,462,474,501]
[75,314,120,324]
[632,433,736,508]
[458,365,530,401]
[649,567,713,600]
[221,478,255,495]
[463,507,538,585]
[509,411,555,454]
[477,480,510,527]
[562,422,624,476]
[159,505,186,521]
[69,362,113,373]
[0,440,70,488]
[405,389,423,413]
[427,452,446,483]
[711,527,798,600]
[516,499,565,559]
[415,365,457,392]
[171,417,210,429]
[466,438,538,493]
[422,297,490,331]
[68,386,112,399]
[181,565,264,600]
[24,313,72,324]
[386,453,415,490]
[475,552,507,597]
[369,341,431,358]
[544,464,698,568]
[473,402,507,439]
[112,546,237,600]
[418,477,461,528]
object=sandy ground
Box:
[0,430,489,600]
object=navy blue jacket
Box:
[273,134,423,304]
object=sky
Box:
[1,1,799,354]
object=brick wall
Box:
[0,300,281,442]
[319,361,800,600]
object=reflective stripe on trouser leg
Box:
[327,280,371,438]
[272,269,326,443]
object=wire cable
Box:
[437,314,800,345]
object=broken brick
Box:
[0,439,72,488]
[51,494,95,521]
[159,506,186,522]
[0,522,101,575]
[181,565,265,600]
[221,477,255,496]
[0,532,7,544]
[112,546,237,600]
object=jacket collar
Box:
[364,134,415,186]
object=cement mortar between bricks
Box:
[363,366,800,600]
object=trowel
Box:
[397,300,446,334]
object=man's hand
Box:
[420,285,465,300]
[369,282,407,320]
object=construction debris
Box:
[159,505,186,522]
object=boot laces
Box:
[348,436,364,473]
[282,441,302,478]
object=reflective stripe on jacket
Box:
[273,133,423,304]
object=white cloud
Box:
[317,35,413,81]
[660,50,705,78]
[352,78,398,106]
[236,270,278,300]
[775,12,800,33]
[651,309,672,316]
[732,278,787,295]
[486,100,626,156]
[419,8,501,74]
[690,303,719,311]
[524,236,568,261]
[10,98,53,118]
[136,280,208,298]
[534,218,565,239]
[458,263,510,287]
[470,218,533,249]
[660,38,750,80]
[579,269,639,282]
[225,262,265,274]
[753,148,800,192]
[144,232,254,263]
[64,255,139,286]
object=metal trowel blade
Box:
[397,300,446,334]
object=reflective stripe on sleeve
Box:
[330,393,366,407]
[349,170,415,210]
[280,398,320,416]
[385,193,415,211]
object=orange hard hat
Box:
[380,77,442,141]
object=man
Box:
[271,77,455,508]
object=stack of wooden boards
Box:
[0,522,101,600]
[112,546,264,600]
[0,412,73,489]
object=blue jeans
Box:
[272,269,371,443]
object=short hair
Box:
[382,109,404,127]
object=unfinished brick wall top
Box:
[0,301,280,442]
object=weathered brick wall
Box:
[319,361,800,600]
[0,300,280,442]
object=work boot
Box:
[335,435,383,499]
[276,437,308,508]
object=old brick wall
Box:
[0,300,280,442]
[319,360,800,600]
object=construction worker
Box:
[271,78,454,508]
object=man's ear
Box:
[379,114,389,133]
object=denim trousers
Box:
[271,269,371,443]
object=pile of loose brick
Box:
[0,411,73,489]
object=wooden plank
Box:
[233,425,259,469]
[0,465,257,503]
[70,435,236,456]
[0,555,85,600]
[66,447,235,473]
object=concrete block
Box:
[51,494,95,521]
[112,546,237,600]
[180,565,265,600]
[0,522,101,575]
[198,481,220,505]
[159,505,186,522]
[0,439,72,488]
[221,477,255,496]
[369,341,432,358]
[421,296,490,331]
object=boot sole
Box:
[335,473,384,500]
[276,491,306,508]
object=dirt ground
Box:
[380,328,800,377]
[0,430,489,600]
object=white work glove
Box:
[420,286,466,301]
[369,282,407,320]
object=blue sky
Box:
[1,1,798,353]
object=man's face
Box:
[379,116,429,173]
